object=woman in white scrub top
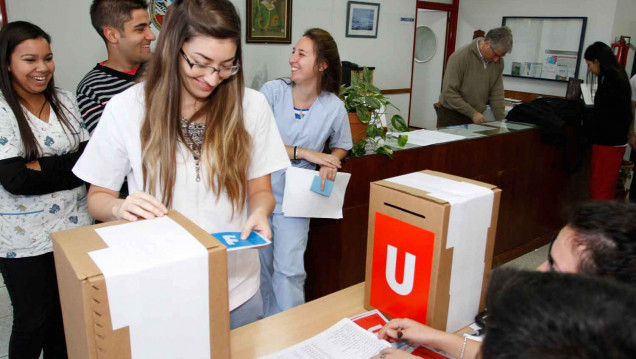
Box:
[73,0,289,329]
[259,28,353,316]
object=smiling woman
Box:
[0,21,91,358]
[72,0,290,330]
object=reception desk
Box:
[305,121,589,301]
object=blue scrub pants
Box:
[229,291,263,329]
[259,213,310,316]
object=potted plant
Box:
[340,67,409,158]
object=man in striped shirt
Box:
[77,0,156,134]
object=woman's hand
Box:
[240,208,271,240]
[377,318,442,346]
[318,166,338,190]
[299,148,341,169]
[370,348,417,359]
[113,191,168,222]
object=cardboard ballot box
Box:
[364,170,501,332]
[52,211,230,359]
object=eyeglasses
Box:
[180,49,240,78]
[546,234,557,272]
[490,47,507,58]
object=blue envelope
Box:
[310,175,334,197]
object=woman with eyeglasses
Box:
[258,28,352,316]
[583,41,632,200]
[73,0,289,328]
[0,21,92,358]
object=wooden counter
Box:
[304,123,589,301]
[231,283,367,358]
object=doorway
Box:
[409,9,447,129]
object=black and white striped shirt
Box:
[76,63,138,134]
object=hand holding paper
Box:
[212,231,271,251]
[282,167,351,219]
[311,175,334,197]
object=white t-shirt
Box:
[73,83,290,310]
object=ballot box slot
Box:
[383,202,426,219]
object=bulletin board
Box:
[501,17,587,82]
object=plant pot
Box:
[348,112,367,144]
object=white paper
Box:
[259,318,391,359]
[581,83,594,105]
[390,129,465,147]
[384,173,494,332]
[89,216,210,359]
[282,167,351,219]
[484,121,532,130]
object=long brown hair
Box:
[141,0,250,211]
[303,28,342,95]
[0,21,80,161]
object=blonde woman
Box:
[73,0,289,328]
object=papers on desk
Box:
[282,167,351,219]
[484,121,531,131]
[259,318,390,359]
[390,129,465,147]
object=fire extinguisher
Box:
[612,36,631,68]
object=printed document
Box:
[259,318,390,359]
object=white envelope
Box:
[281,167,352,219]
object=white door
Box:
[409,10,447,129]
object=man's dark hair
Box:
[90,0,149,42]
[482,268,636,359]
[567,201,636,285]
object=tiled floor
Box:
[0,245,548,358]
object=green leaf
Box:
[351,73,359,85]
[376,126,386,140]
[366,124,377,138]
[367,84,381,94]
[350,139,367,157]
[357,107,371,123]
[376,145,394,159]
[363,67,372,83]
[391,115,409,132]
[365,96,382,110]
[398,135,408,147]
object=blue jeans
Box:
[229,291,264,329]
[259,214,310,316]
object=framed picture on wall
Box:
[246,0,292,44]
[346,1,380,39]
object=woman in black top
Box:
[584,41,632,200]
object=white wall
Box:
[6,0,416,95]
[457,0,619,97]
[6,0,627,107]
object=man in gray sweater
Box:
[437,27,513,127]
